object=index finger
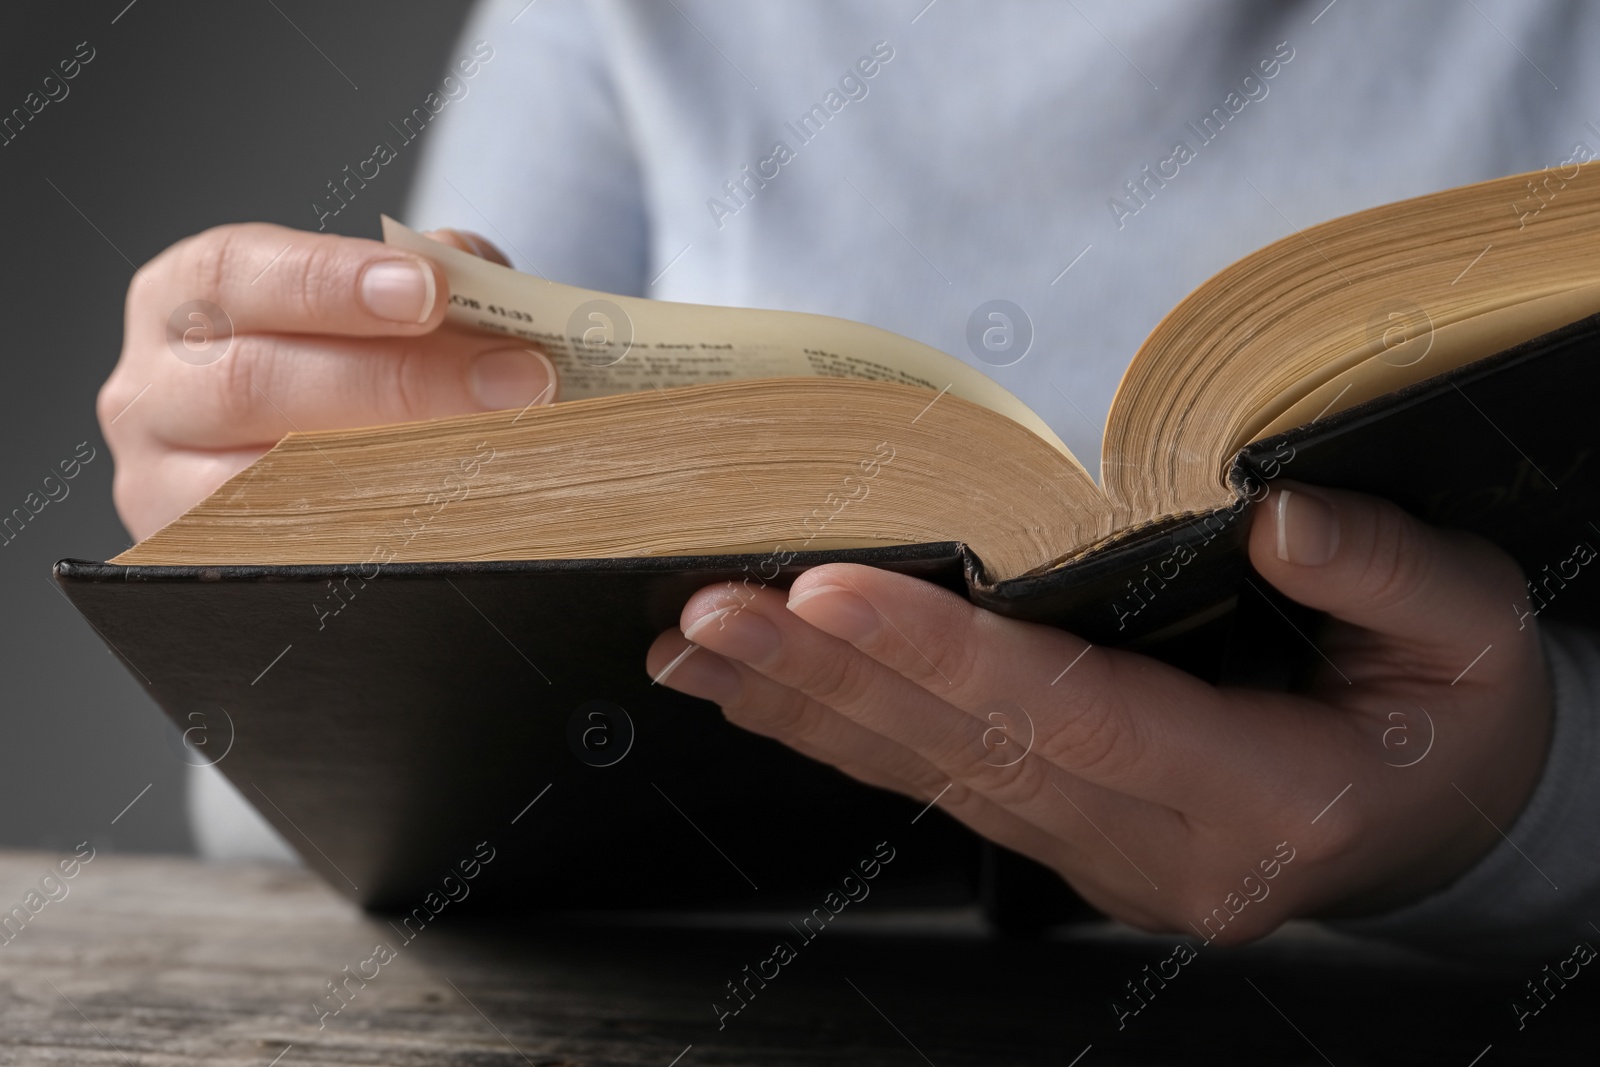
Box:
[138,222,450,338]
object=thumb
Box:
[422,227,512,267]
[1247,481,1525,660]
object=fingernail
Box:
[683,605,781,665]
[1275,488,1340,565]
[651,643,699,685]
[423,228,503,263]
[787,584,879,643]
[469,347,555,410]
[359,258,436,323]
[458,231,504,263]
[655,645,741,704]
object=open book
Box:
[58,166,1600,913]
[111,166,1600,585]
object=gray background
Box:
[0,0,474,853]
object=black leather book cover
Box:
[55,544,983,913]
[55,313,1600,916]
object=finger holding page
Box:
[121,328,558,448]
[99,222,557,541]
[423,227,512,267]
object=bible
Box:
[57,166,1600,912]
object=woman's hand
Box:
[98,223,556,541]
[647,482,1553,942]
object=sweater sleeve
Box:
[1329,619,1600,961]
[403,0,650,298]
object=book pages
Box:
[383,218,1076,465]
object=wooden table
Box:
[0,850,1584,1064]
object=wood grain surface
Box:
[0,850,1584,1065]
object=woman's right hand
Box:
[97,223,558,542]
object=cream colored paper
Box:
[382,217,1075,464]
[1250,282,1600,445]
